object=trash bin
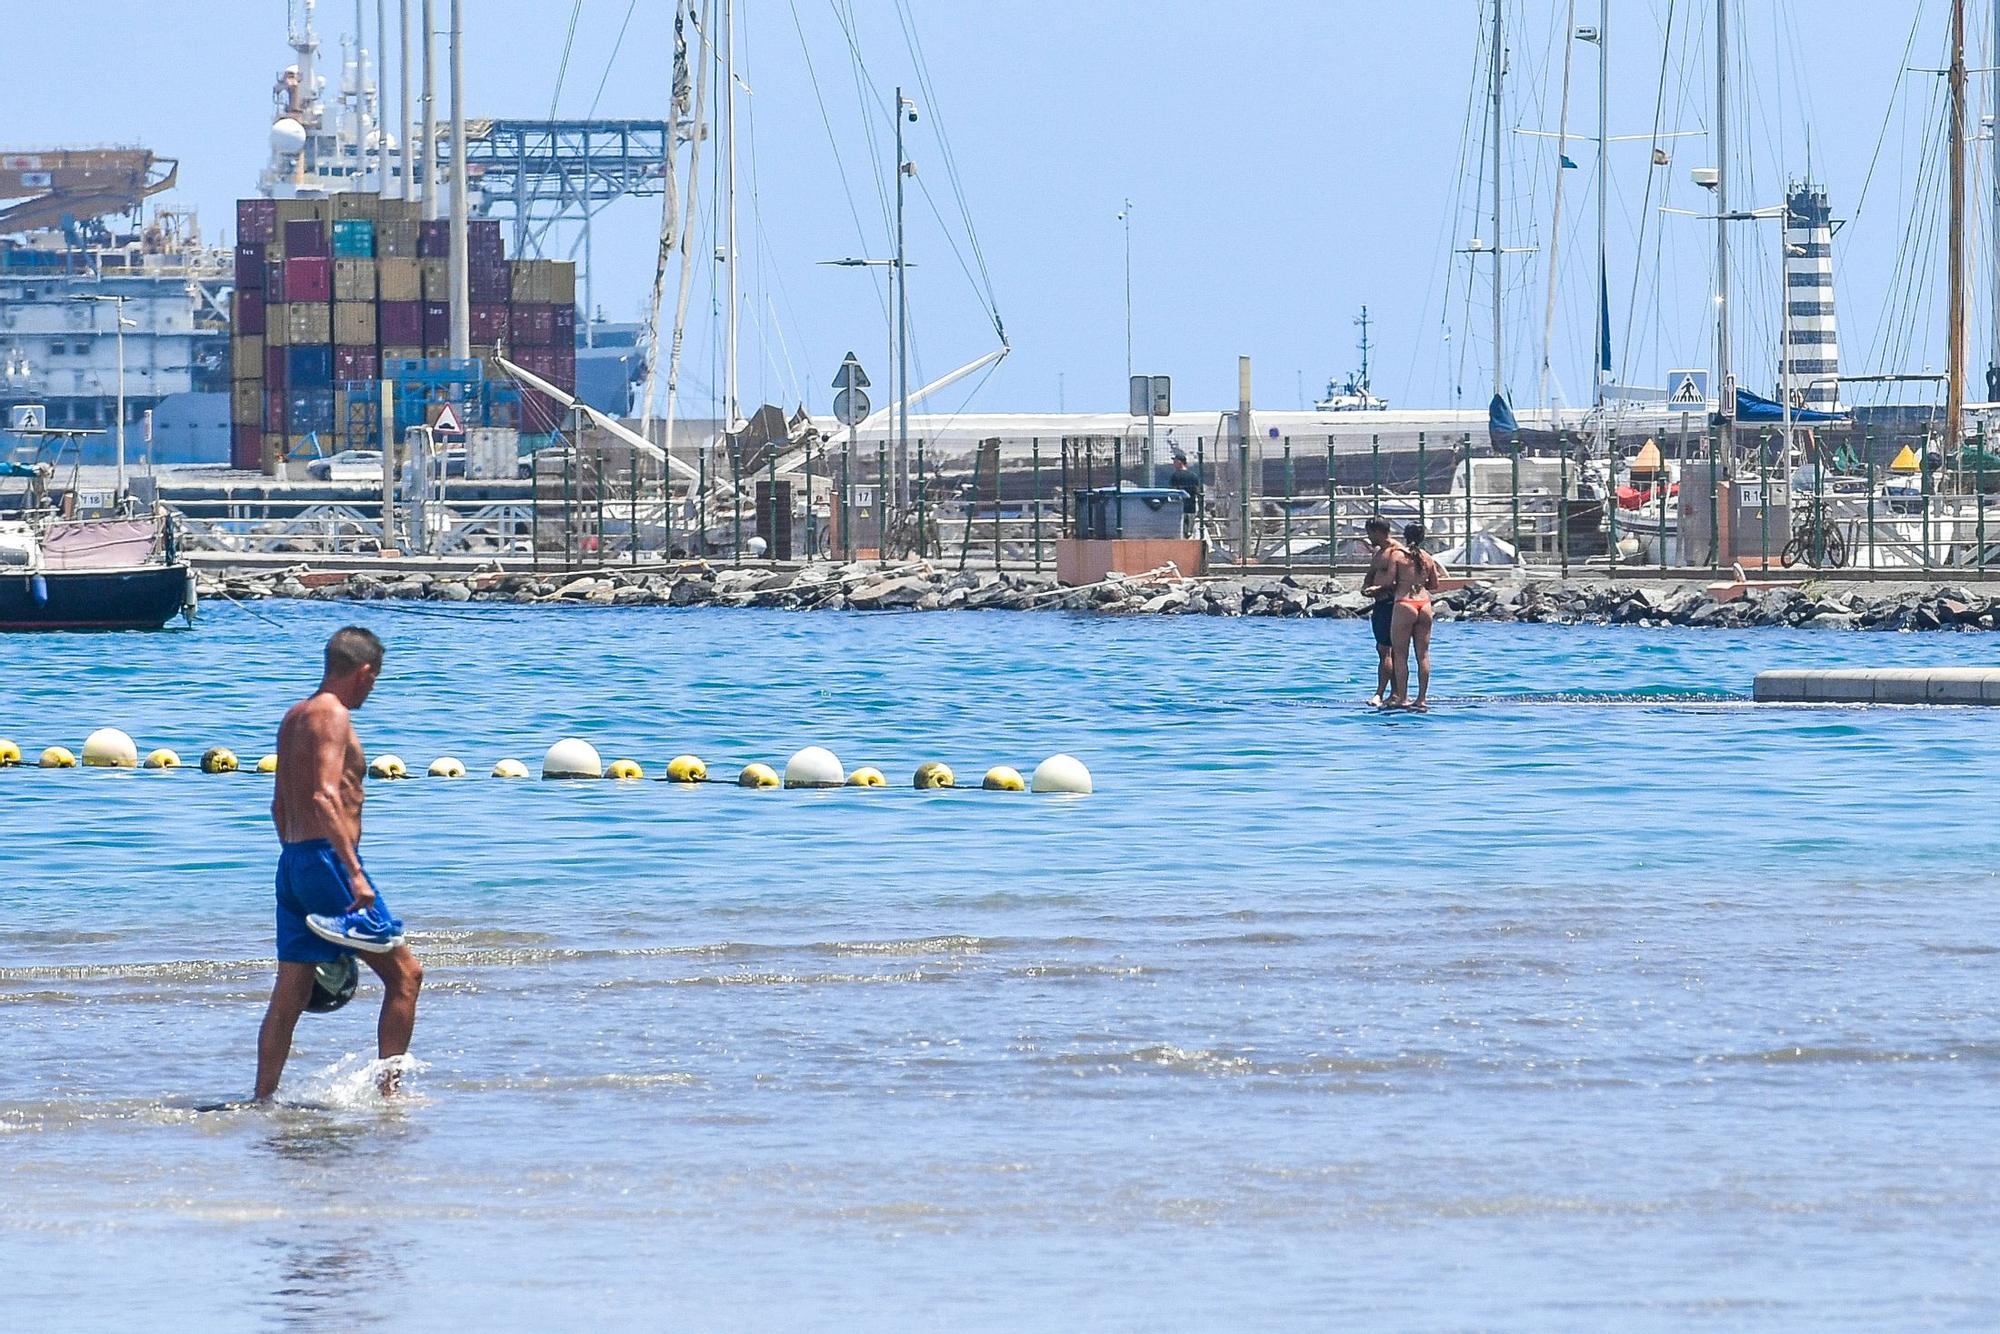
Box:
[1073,486,1187,540]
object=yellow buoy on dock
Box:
[491,758,530,778]
[200,747,239,774]
[428,757,467,778]
[608,758,645,780]
[846,766,887,787]
[666,754,708,783]
[143,748,181,770]
[982,765,1027,792]
[913,761,956,790]
[738,762,781,789]
[82,728,138,769]
[39,746,77,769]
[368,754,408,779]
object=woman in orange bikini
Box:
[1388,522,1440,710]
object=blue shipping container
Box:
[286,345,334,388]
[331,219,376,258]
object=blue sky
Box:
[6,2,1988,418]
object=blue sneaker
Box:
[305,910,405,955]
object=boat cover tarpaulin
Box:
[1488,393,1521,451]
[1734,387,1845,424]
[40,519,157,570]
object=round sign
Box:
[834,386,870,427]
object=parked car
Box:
[306,449,384,482]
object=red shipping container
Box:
[511,304,554,346]
[422,301,450,347]
[552,305,576,341]
[470,303,510,343]
[284,218,329,256]
[235,243,266,290]
[379,300,423,345]
[264,257,286,303]
[265,343,287,387]
[419,219,452,257]
[232,423,263,471]
[334,346,379,382]
[285,255,332,302]
[469,263,510,303]
[518,388,564,434]
[234,290,267,336]
[237,198,278,245]
[468,218,503,257]
[265,389,289,430]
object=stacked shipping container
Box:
[229,194,579,473]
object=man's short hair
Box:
[1365,516,1391,535]
[325,626,385,676]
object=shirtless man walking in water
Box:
[255,626,423,1100]
[1359,517,1402,707]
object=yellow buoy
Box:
[368,754,408,780]
[738,762,780,789]
[1890,444,1922,474]
[200,746,239,774]
[428,756,467,778]
[491,758,531,778]
[665,754,708,783]
[982,765,1027,792]
[913,761,956,790]
[39,745,77,769]
[82,728,139,769]
[847,766,887,787]
[0,739,22,767]
[144,748,181,770]
[608,758,645,780]
[256,754,279,774]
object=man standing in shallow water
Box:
[256,626,423,1100]
[1359,517,1401,707]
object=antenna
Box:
[1354,306,1373,392]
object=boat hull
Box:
[0,564,193,631]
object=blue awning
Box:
[1734,386,1845,424]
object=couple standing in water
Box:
[1362,517,1439,711]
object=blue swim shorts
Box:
[275,839,402,963]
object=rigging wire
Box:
[548,0,587,119]
[785,0,891,325]
[585,0,644,119]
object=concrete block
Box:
[1752,669,1811,702]
[1802,671,1868,703]
[1926,668,1992,705]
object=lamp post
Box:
[1116,198,1134,383]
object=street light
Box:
[75,294,138,505]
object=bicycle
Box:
[1780,507,1848,569]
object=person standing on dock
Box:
[1166,449,1203,536]
[255,626,423,1100]
[1360,517,1401,706]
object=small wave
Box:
[1695,1044,1980,1067]
[809,934,992,957]
[436,1071,699,1093]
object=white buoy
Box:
[492,758,530,778]
[81,728,138,769]
[543,737,604,780]
[1031,754,1093,795]
[784,746,845,788]
[429,757,467,778]
[368,754,408,779]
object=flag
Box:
[1651,146,1671,166]
[1561,154,1579,170]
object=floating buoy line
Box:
[0,730,1093,795]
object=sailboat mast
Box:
[1948,0,1968,445]
[722,0,738,433]
[1992,0,2000,397]
[1595,0,1608,415]
[1715,0,1733,458]
[1490,0,1505,402]
[1539,0,1576,413]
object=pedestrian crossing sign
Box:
[1668,369,1709,407]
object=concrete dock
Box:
[1753,668,2000,705]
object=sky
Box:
[4,2,1992,420]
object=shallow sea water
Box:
[4,601,2000,1329]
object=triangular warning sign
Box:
[431,402,464,435]
[1669,374,1703,405]
[833,352,871,389]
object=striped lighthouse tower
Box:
[1780,183,1839,411]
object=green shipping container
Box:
[331,219,376,258]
